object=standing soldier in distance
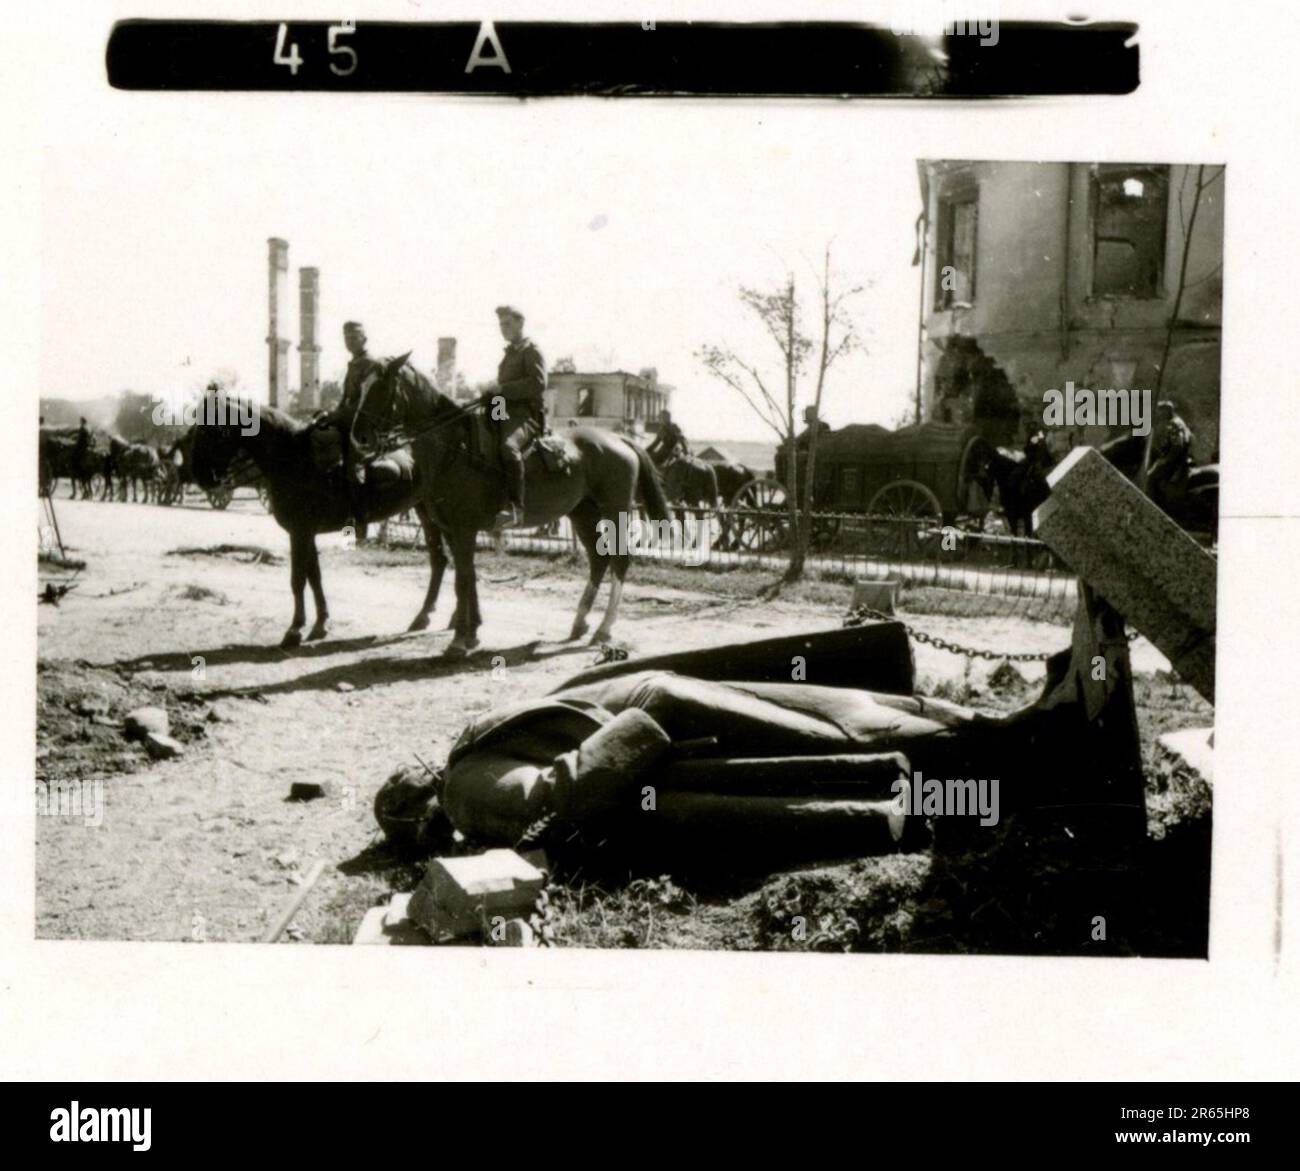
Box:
[1145,400,1194,513]
[486,305,547,528]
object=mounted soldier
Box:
[74,416,90,462]
[646,409,688,466]
[311,321,403,529]
[796,404,831,447]
[486,304,547,528]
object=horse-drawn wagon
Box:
[723,421,992,556]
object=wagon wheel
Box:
[206,485,233,511]
[727,478,789,552]
[866,480,943,559]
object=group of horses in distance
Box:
[40,426,187,505]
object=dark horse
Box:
[1098,431,1219,536]
[188,389,451,648]
[659,453,720,511]
[40,427,101,499]
[980,436,1054,566]
[365,356,672,658]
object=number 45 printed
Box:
[274,22,358,77]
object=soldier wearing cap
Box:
[1146,399,1194,509]
[322,321,385,439]
[313,321,387,529]
[487,305,547,526]
[646,408,688,466]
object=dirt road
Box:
[35,498,1185,947]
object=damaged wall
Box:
[917,161,1223,461]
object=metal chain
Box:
[842,605,1141,662]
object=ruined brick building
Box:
[915,161,1223,461]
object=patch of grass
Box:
[173,583,229,604]
[549,875,699,949]
[167,544,283,566]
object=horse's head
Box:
[189,393,252,488]
[363,351,458,443]
[353,352,416,445]
[1024,429,1054,474]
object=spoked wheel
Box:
[866,480,943,560]
[727,478,789,552]
[206,485,233,511]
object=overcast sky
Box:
[38,21,923,443]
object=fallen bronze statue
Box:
[375,594,1147,872]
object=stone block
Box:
[384,893,412,927]
[352,906,389,945]
[287,781,332,801]
[485,918,536,947]
[124,706,170,741]
[409,849,545,941]
[851,579,900,615]
[143,732,184,760]
[353,899,429,945]
[1034,445,1216,703]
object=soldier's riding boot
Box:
[342,461,368,539]
[493,452,526,529]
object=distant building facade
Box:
[916,160,1224,460]
[548,367,673,438]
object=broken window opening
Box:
[1090,164,1169,299]
[936,194,978,309]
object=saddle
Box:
[532,434,576,475]
[310,425,417,497]
[469,411,575,476]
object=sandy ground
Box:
[35,497,1184,946]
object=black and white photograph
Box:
[4,0,1298,1112]
[33,149,1223,958]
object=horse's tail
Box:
[629,441,672,523]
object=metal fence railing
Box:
[379,507,1079,602]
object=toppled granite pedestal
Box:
[1034,444,1217,704]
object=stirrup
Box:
[492,505,523,530]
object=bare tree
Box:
[1140,164,1224,491]
[697,244,865,582]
